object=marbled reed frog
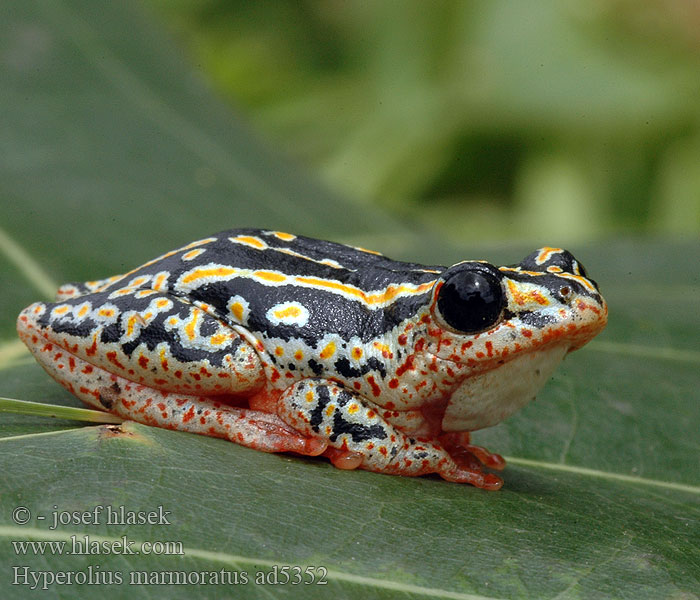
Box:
[17,229,607,490]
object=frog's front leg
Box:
[277,379,503,490]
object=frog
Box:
[17,228,607,490]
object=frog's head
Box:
[423,247,608,431]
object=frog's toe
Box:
[441,467,504,491]
[440,432,506,471]
[323,448,364,470]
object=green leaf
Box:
[0,1,697,599]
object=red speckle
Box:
[191,373,201,381]
[68,357,76,372]
[154,378,167,385]
[367,376,381,397]
[398,334,407,345]
[182,405,195,423]
[385,402,395,410]
[174,370,183,378]
[396,354,415,377]
[79,387,89,394]
[379,447,388,456]
[270,369,281,383]
[85,339,97,356]
[420,315,431,324]
[522,329,533,338]
[106,351,126,370]
[81,365,94,374]
[476,351,485,358]
[485,341,494,357]
[138,355,149,369]
[200,417,206,424]
[367,410,376,418]
[353,381,362,390]
[388,378,399,389]
[217,372,230,378]
[157,402,166,411]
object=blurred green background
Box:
[148,0,700,245]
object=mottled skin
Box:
[17,229,607,490]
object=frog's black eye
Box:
[435,266,505,334]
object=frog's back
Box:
[218,229,442,281]
[97,229,442,344]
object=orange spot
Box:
[230,302,244,322]
[181,266,236,284]
[294,350,304,361]
[272,231,296,241]
[352,347,363,360]
[373,342,393,359]
[325,404,335,417]
[210,333,232,346]
[320,342,336,360]
[230,235,266,249]
[274,305,302,319]
[275,346,284,356]
[507,280,549,307]
[254,270,286,283]
[348,403,359,414]
[184,310,199,340]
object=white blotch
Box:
[266,301,310,327]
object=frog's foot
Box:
[278,379,503,490]
[439,432,506,471]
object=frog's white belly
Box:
[443,344,569,432]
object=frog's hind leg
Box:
[19,326,326,456]
[18,295,326,456]
[277,378,503,490]
[91,369,327,456]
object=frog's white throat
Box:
[442,344,569,432]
